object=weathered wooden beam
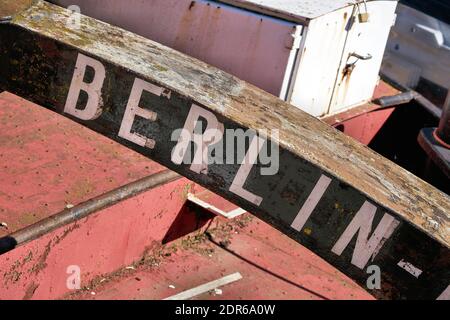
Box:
[0,0,448,299]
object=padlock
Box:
[358,12,370,23]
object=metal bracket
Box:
[349,52,373,61]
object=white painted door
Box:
[328,0,398,114]
[287,6,354,117]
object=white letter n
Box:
[331,201,400,269]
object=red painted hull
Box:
[0,91,374,300]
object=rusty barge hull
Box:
[0,91,376,300]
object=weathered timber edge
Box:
[13,1,447,245]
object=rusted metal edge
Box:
[0,0,448,299]
[321,100,393,125]
[215,0,311,24]
[216,0,397,24]
[417,98,450,179]
[418,129,450,179]
[380,73,443,119]
[437,98,450,146]
[374,91,415,108]
[0,170,181,255]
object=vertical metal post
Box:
[436,95,450,147]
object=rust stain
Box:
[23,281,39,300]
[30,241,51,275]
[29,223,80,275]
[2,251,33,285]
[53,223,80,246]
[173,2,198,52]
[62,214,253,300]
[198,4,222,58]
[69,179,97,201]
[242,17,264,75]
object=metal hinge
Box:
[285,27,302,50]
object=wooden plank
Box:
[187,192,246,219]
[0,0,448,299]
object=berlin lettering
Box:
[63,52,401,272]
